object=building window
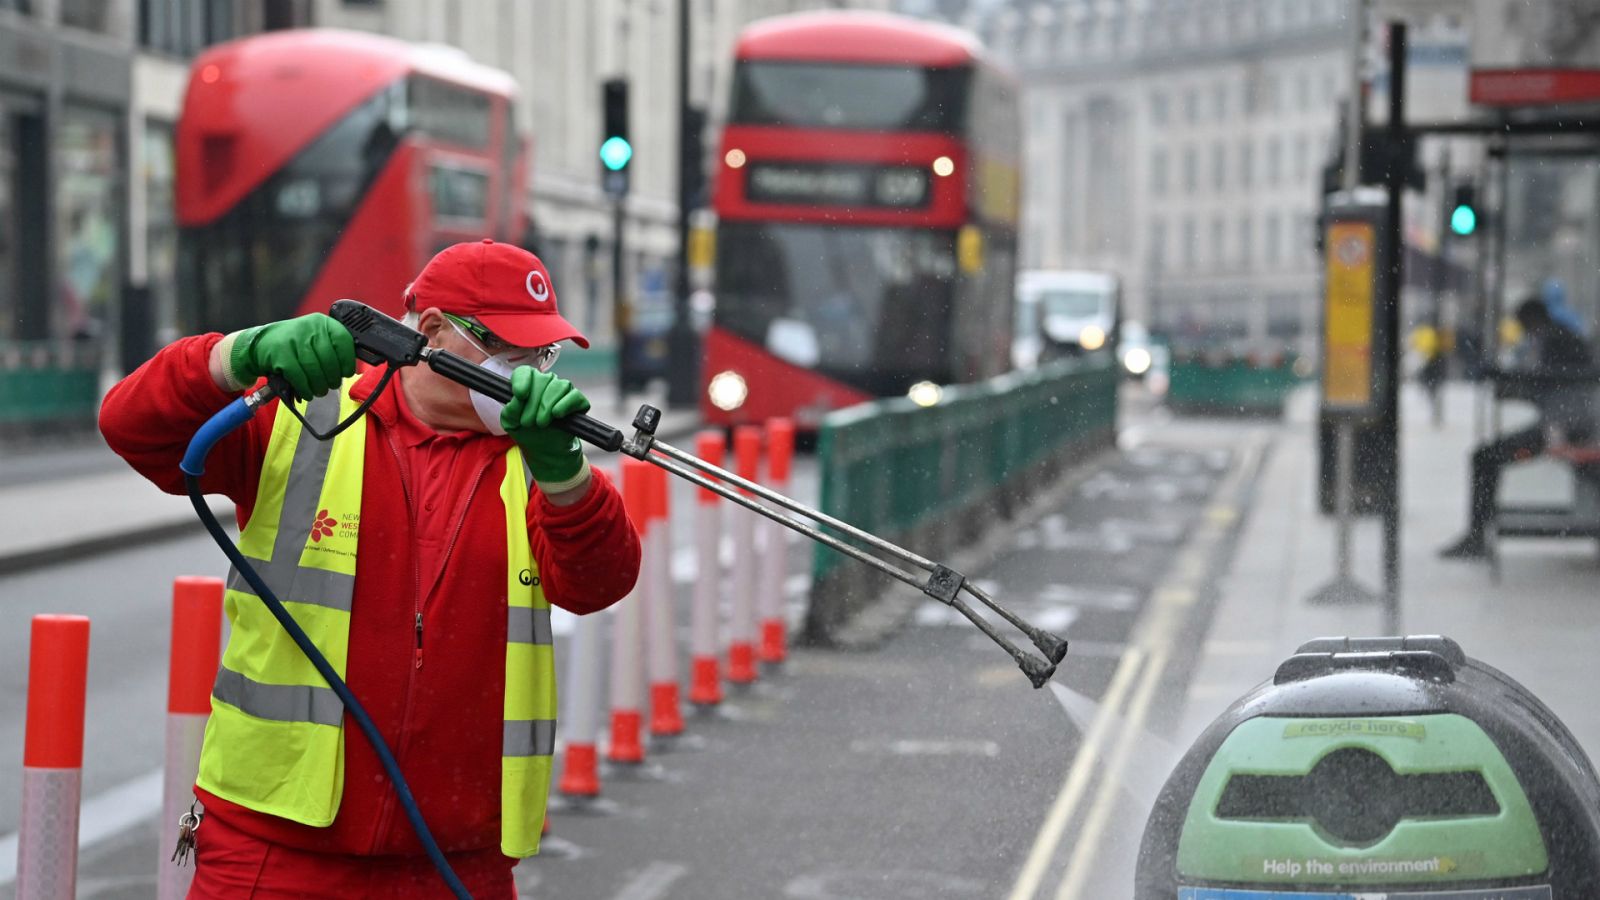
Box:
[1238,215,1253,267]
[1265,137,1281,186]
[55,108,123,344]
[0,0,31,13]
[1211,141,1226,192]
[1211,215,1226,268]
[1149,217,1166,269]
[1183,146,1198,194]
[144,122,180,345]
[1184,88,1200,125]
[1213,83,1229,121]
[1151,147,1168,195]
[1238,139,1253,188]
[1293,134,1308,180]
[141,0,257,55]
[61,0,113,32]
[1183,216,1198,270]
[1264,212,1280,266]
[1150,91,1169,125]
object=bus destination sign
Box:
[745,162,931,210]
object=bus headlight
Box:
[1079,325,1107,351]
[708,370,748,411]
[1123,347,1153,375]
[907,381,943,407]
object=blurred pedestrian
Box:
[100,239,641,897]
[1410,323,1447,427]
[1440,296,1597,559]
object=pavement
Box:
[0,380,700,575]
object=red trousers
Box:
[188,814,517,899]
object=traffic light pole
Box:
[613,197,627,409]
[665,0,700,410]
[1379,21,1407,634]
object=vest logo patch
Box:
[311,509,337,542]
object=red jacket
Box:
[100,334,640,857]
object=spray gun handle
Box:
[328,299,625,453]
[424,350,624,452]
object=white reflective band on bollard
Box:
[16,769,79,900]
[159,715,207,900]
[758,512,787,663]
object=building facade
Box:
[938,0,1355,347]
[4,0,886,414]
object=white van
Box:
[1014,270,1121,367]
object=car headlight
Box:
[1078,325,1106,350]
[907,381,943,407]
[1123,347,1152,375]
[707,370,748,411]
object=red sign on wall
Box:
[1470,68,1600,107]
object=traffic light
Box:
[600,78,630,196]
[1450,184,1478,237]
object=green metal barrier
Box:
[0,341,101,434]
[1166,353,1305,417]
[808,357,1117,641]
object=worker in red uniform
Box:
[100,239,640,898]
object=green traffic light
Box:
[600,136,633,172]
[1450,204,1477,236]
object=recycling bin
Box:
[1137,635,1600,898]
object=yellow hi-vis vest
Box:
[195,377,557,857]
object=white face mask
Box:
[447,318,517,435]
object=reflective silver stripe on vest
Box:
[507,606,553,646]
[213,666,344,727]
[226,391,355,612]
[502,719,556,757]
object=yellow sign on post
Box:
[1323,220,1377,411]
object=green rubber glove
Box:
[223,313,357,399]
[502,367,591,490]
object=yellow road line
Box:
[1054,643,1171,899]
[1005,645,1147,900]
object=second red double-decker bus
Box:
[704,11,1020,428]
[176,29,525,334]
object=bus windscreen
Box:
[731,62,968,132]
[714,221,958,394]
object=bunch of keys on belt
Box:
[172,802,204,866]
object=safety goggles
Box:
[442,312,561,372]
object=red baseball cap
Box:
[409,239,589,349]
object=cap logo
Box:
[526,270,550,303]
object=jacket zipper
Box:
[371,425,421,853]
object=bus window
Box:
[429,163,489,225]
[730,62,969,132]
[409,76,492,148]
[716,220,958,393]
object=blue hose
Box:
[182,394,473,899]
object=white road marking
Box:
[608,861,689,900]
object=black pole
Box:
[665,0,700,409]
[613,198,627,408]
[1380,21,1407,632]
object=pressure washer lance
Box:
[330,299,1068,687]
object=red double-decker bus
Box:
[704,11,1020,428]
[175,30,525,333]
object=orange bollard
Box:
[646,464,684,736]
[689,430,726,706]
[727,426,763,684]
[18,614,91,900]
[607,459,651,763]
[160,578,223,900]
[760,418,795,664]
